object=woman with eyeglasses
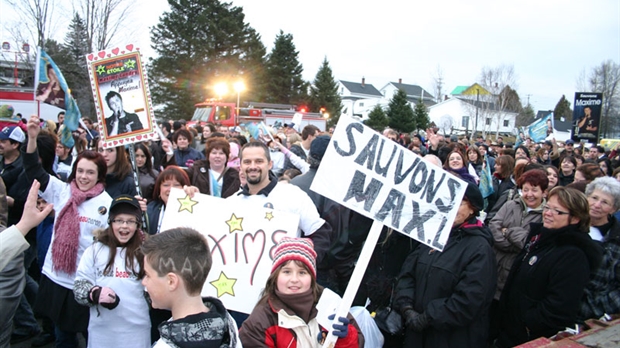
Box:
[494,187,602,347]
[578,177,620,321]
[24,115,113,347]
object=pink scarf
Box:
[51,180,105,275]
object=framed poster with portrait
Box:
[86,45,157,148]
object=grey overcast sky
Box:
[3,0,619,112]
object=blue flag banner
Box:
[35,48,81,147]
[527,113,552,143]
[479,155,494,199]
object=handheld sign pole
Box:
[127,142,149,232]
[311,115,467,347]
[320,220,383,348]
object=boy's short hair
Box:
[141,227,212,295]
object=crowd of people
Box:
[0,114,618,348]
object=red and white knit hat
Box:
[271,237,317,278]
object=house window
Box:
[485,118,491,126]
[503,120,510,127]
[461,116,469,128]
[359,102,364,107]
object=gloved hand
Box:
[89,286,120,310]
[404,309,428,332]
[329,314,349,338]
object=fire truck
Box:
[190,100,327,131]
[0,87,64,121]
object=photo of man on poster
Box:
[572,93,603,142]
[578,106,598,133]
[104,90,143,136]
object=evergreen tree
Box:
[149,0,266,119]
[553,95,573,121]
[516,103,536,127]
[264,30,307,105]
[387,89,415,133]
[364,104,388,131]
[413,99,430,131]
[309,57,342,127]
[62,13,94,119]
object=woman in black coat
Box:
[495,187,602,347]
[395,183,497,348]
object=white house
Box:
[338,78,384,121]
[338,78,434,121]
[428,97,517,137]
[379,79,435,107]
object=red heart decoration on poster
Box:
[136,135,142,140]
[136,47,140,51]
[107,54,111,57]
[87,54,94,61]
[112,47,119,55]
[121,51,125,54]
[113,140,118,146]
[130,137,135,142]
[126,44,134,51]
[94,57,98,61]
[119,139,124,144]
[98,51,105,58]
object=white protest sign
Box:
[161,188,299,313]
[311,115,467,251]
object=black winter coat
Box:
[394,218,497,348]
[184,159,240,198]
[496,223,602,347]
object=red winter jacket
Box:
[239,289,363,348]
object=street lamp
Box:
[2,42,30,87]
[233,81,245,116]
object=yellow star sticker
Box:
[209,271,237,297]
[124,59,136,69]
[226,213,243,233]
[177,195,198,213]
[96,65,106,75]
[265,211,274,221]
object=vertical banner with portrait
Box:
[86,45,157,148]
[572,92,603,143]
[35,48,82,148]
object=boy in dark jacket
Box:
[141,227,240,348]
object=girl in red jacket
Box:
[239,237,362,347]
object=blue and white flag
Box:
[527,113,553,143]
[35,48,81,147]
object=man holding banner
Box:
[394,182,497,347]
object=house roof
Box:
[536,110,553,119]
[457,97,498,111]
[450,83,492,96]
[451,86,469,95]
[339,80,382,97]
[405,97,436,107]
[386,82,434,100]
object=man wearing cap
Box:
[283,125,320,171]
[230,141,331,264]
[561,139,575,157]
[291,136,372,298]
[0,126,26,189]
